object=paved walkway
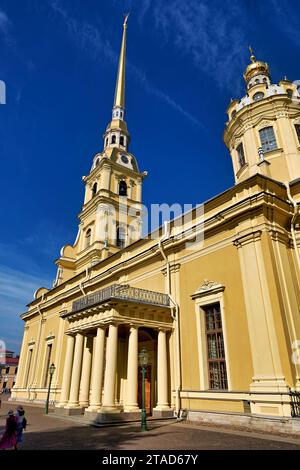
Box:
[1,396,300,450]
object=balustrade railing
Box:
[72,284,170,312]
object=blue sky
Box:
[0,0,299,353]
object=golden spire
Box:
[249,45,256,63]
[243,46,270,83]
[113,13,129,111]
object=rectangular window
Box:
[24,348,33,388]
[259,126,277,153]
[203,303,228,390]
[295,124,300,144]
[236,143,246,168]
[43,344,53,388]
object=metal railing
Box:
[290,391,300,417]
[72,284,170,313]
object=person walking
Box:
[15,406,26,449]
[0,410,17,450]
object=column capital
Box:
[233,229,262,248]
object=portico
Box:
[56,285,174,420]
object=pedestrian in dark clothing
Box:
[0,410,17,450]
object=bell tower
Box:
[224,48,300,184]
[54,15,147,282]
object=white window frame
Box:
[41,340,54,389]
[192,281,231,391]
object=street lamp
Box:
[45,363,55,415]
[138,348,148,432]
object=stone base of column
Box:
[100,406,121,413]
[55,402,68,409]
[153,407,174,419]
[85,405,101,413]
[55,406,85,416]
[91,411,141,424]
[65,403,82,409]
[124,405,140,413]
[79,401,89,408]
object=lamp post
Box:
[138,348,148,432]
[45,363,55,415]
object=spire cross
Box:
[249,45,256,63]
[123,12,130,27]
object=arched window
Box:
[120,136,124,146]
[295,124,300,144]
[259,126,277,152]
[231,110,237,119]
[236,143,246,168]
[287,89,293,98]
[105,138,108,146]
[85,228,91,248]
[116,226,125,248]
[92,182,97,197]
[119,180,127,196]
[253,92,264,102]
[95,158,100,166]
[111,135,116,144]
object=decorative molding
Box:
[45,332,55,341]
[233,230,262,249]
[161,262,181,276]
[191,279,225,300]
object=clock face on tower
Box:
[121,155,129,164]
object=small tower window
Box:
[231,110,236,119]
[92,182,97,197]
[105,138,108,146]
[116,226,125,248]
[295,124,300,144]
[236,143,246,168]
[287,89,293,98]
[85,228,91,248]
[120,136,124,146]
[259,126,277,153]
[253,92,264,102]
[111,135,116,144]
[119,180,127,196]
[95,158,100,166]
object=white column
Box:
[154,329,170,411]
[66,333,84,408]
[87,327,106,412]
[102,323,119,412]
[56,335,75,407]
[136,178,142,202]
[124,326,139,412]
[102,163,111,191]
[79,336,93,407]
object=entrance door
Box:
[138,365,151,415]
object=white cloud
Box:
[0,265,52,353]
[267,0,300,48]
[49,0,202,127]
[146,0,247,90]
[0,9,12,44]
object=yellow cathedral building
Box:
[11,18,300,433]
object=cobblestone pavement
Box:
[1,396,300,450]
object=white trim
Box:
[193,285,232,391]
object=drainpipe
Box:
[285,182,300,269]
[158,221,182,418]
[79,267,91,296]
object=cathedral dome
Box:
[243,49,269,83]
